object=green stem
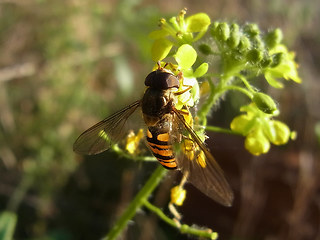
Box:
[197,78,223,126]
[222,85,253,99]
[236,74,255,92]
[103,166,167,240]
[143,200,177,228]
[144,201,218,240]
[197,75,254,126]
[206,125,242,135]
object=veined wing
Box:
[73,100,140,155]
[173,107,234,206]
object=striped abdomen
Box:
[146,128,177,169]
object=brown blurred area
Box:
[0,0,319,239]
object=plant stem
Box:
[144,200,218,239]
[143,200,177,228]
[197,74,254,126]
[103,166,167,240]
[197,78,223,126]
[236,73,255,92]
[222,85,253,99]
[206,125,242,135]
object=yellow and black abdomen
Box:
[146,128,177,169]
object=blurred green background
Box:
[0,0,319,239]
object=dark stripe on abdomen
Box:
[147,129,177,169]
[146,136,168,146]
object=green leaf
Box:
[0,211,17,240]
[175,44,197,69]
[151,38,173,62]
[185,13,211,32]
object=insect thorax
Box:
[142,88,177,127]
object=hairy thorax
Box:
[141,88,177,127]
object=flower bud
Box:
[245,129,270,155]
[265,28,283,49]
[270,53,284,68]
[260,55,272,68]
[243,23,260,37]
[269,120,291,145]
[238,35,251,52]
[198,43,213,55]
[227,24,241,48]
[252,92,278,114]
[246,49,263,63]
[230,115,254,135]
[213,22,230,42]
[252,35,265,50]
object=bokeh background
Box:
[0,0,319,239]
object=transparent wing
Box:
[73,100,140,155]
[173,108,234,206]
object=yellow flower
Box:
[170,186,186,206]
[125,129,144,155]
[231,103,293,155]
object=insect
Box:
[73,63,234,206]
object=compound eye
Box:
[145,70,179,89]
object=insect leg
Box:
[174,86,193,95]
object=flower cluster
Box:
[149,10,213,117]
[147,10,302,157]
[204,22,301,86]
[230,104,295,155]
[150,9,211,62]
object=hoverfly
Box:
[73,63,234,206]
